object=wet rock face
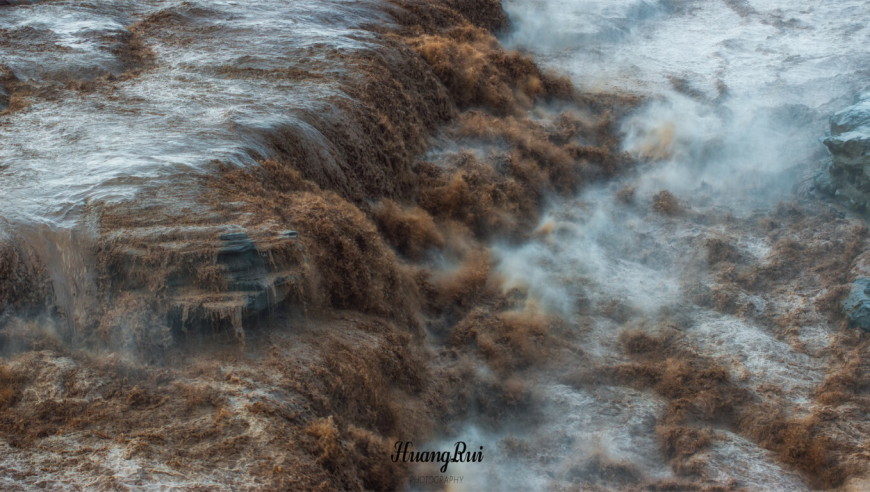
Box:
[815,93,870,211]
[843,278,870,331]
[99,217,305,344]
[0,67,15,112]
[0,1,39,6]
[0,228,54,319]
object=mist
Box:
[411,0,870,489]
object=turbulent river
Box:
[442,1,870,490]
[2,0,870,491]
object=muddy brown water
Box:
[2,0,870,491]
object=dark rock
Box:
[219,231,249,241]
[103,220,302,342]
[842,277,870,331]
[0,1,40,6]
[831,99,870,136]
[218,231,255,256]
[0,67,15,112]
[815,93,870,212]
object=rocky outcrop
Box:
[95,198,306,345]
[0,227,54,320]
[843,278,870,331]
[0,67,15,112]
[819,96,870,329]
[815,93,870,211]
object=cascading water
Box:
[2,0,870,490]
[408,1,870,489]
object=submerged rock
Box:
[842,278,870,331]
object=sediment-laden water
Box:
[2,0,870,491]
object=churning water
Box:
[3,0,870,490]
[429,0,870,489]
